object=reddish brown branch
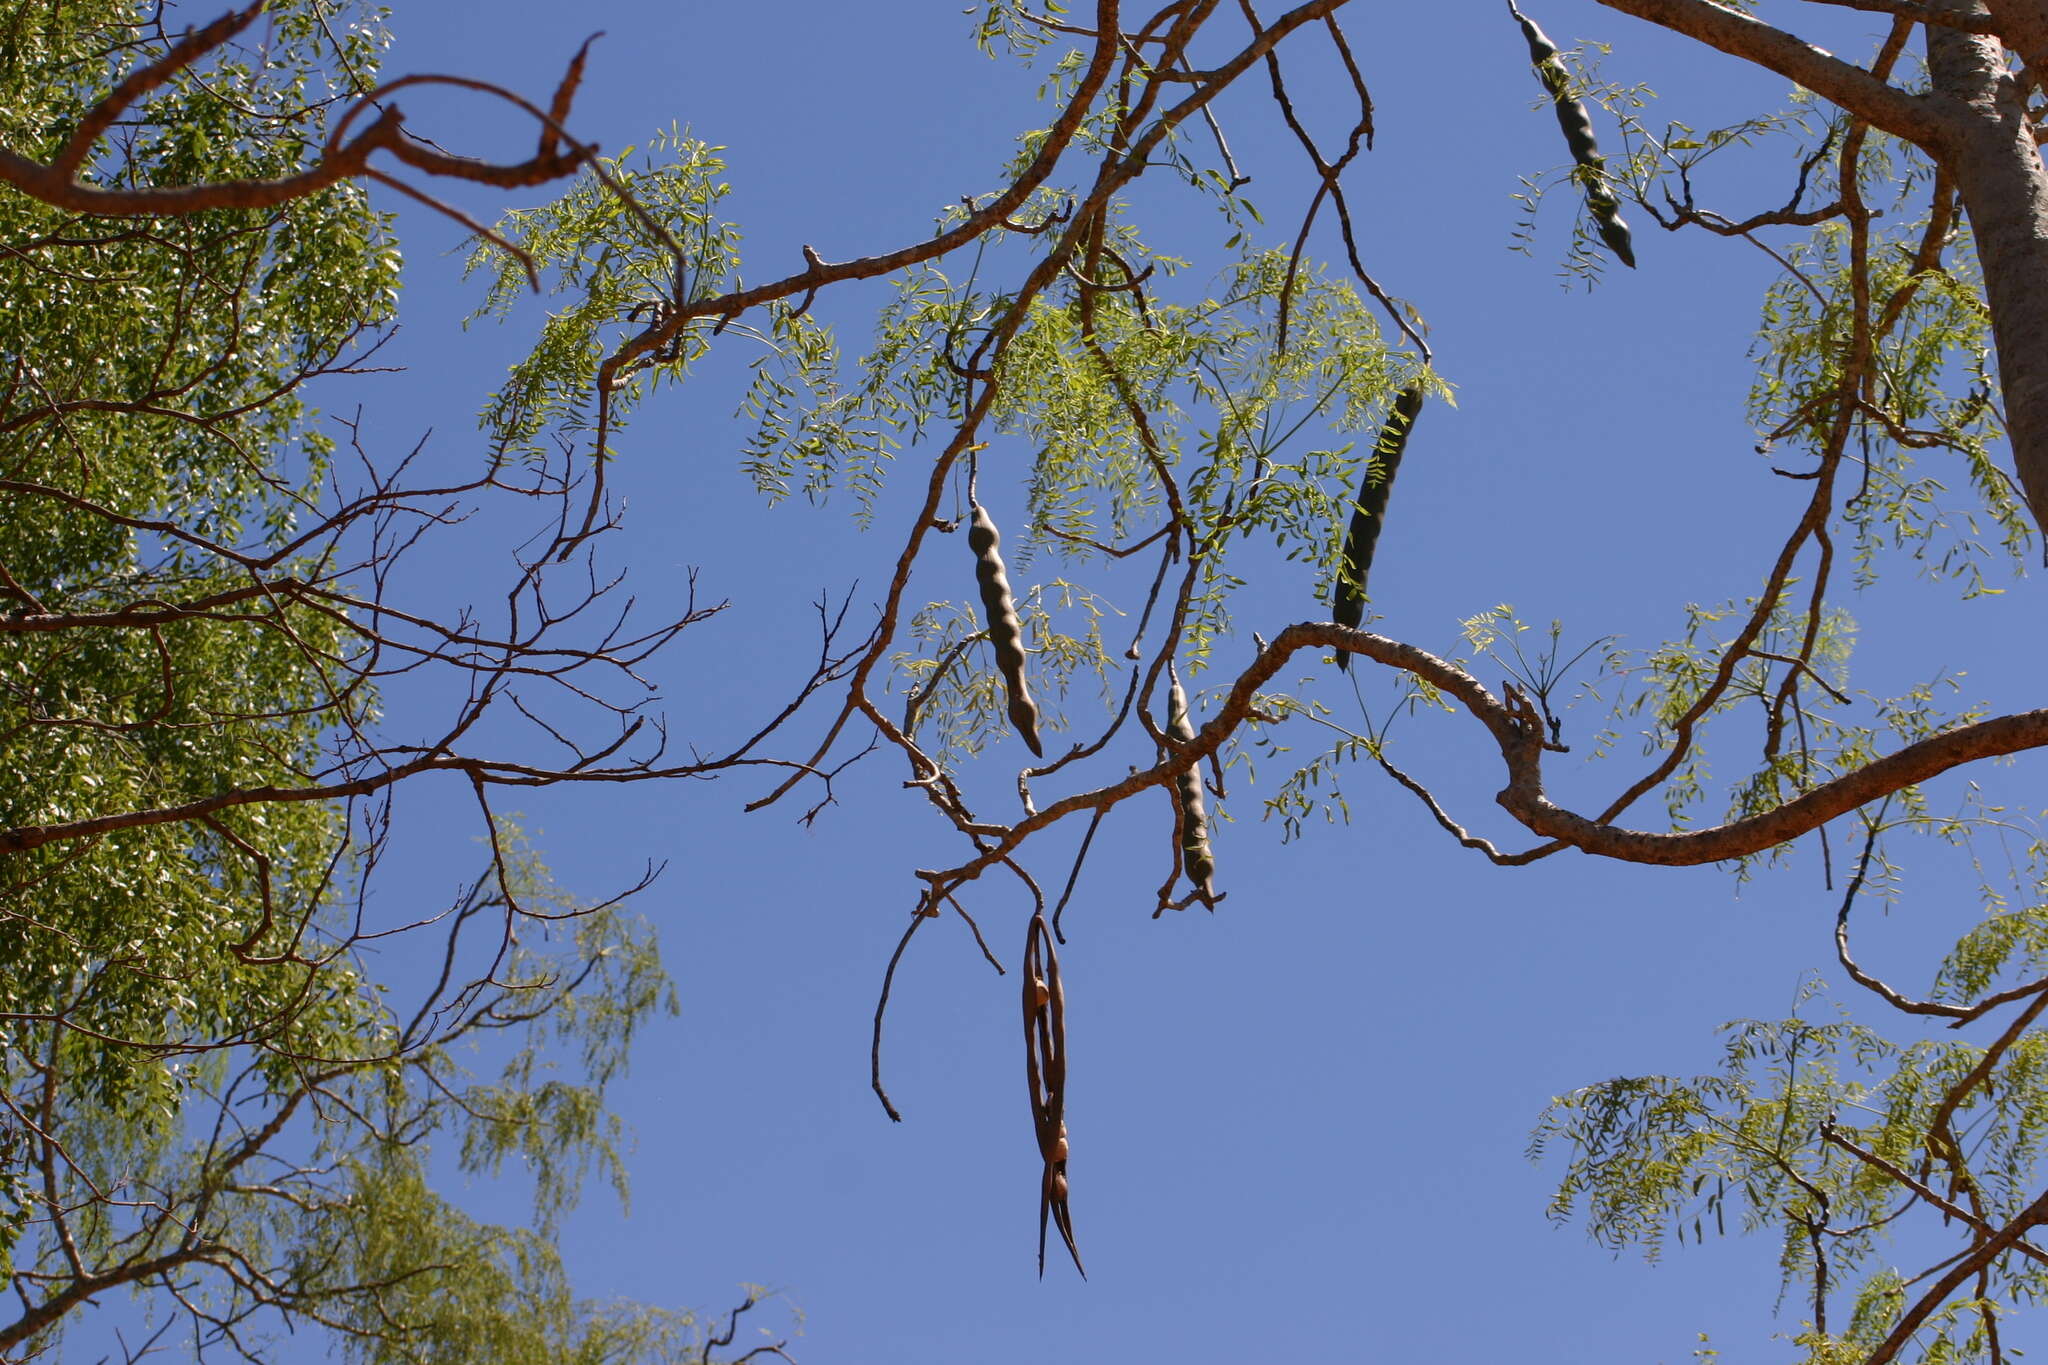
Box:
[903,622,2048,892]
[1594,0,1957,148]
[0,14,596,217]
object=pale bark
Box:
[1927,0,2048,541]
[1985,0,2048,71]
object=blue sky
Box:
[289,3,2048,1360]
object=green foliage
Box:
[430,9,2048,1358]
[0,8,737,1359]
[1536,966,2048,1364]
[890,580,1118,769]
[0,0,396,1151]
[469,126,745,465]
[861,246,1417,745]
[1751,210,2015,590]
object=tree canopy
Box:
[7,1,2048,1361]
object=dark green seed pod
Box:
[968,497,1044,757]
[1508,0,1637,270]
[1510,0,1562,68]
[1593,212,1636,269]
[1330,382,1425,669]
[1166,673,1216,899]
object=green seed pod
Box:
[1508,0,1637,270]
[1510,0,1562,69]
[968,497,1044,758]
[1166,672,1216,899]
[1330,383,1425,670]
[1593,212,1636,269]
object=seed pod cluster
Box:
[968,497,1044,758]
[1023,914,1083,1277]
[1330,382,1425,669]
[1166,671,1217,899]
[1509,0,1636,269]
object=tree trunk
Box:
[1928,0,2048,547]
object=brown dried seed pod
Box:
[1330,382,1425,668]
[1023,913,1083,1278]
[1508,0,1637,269]
[968,497,1044,757]
[1167,673,1217,899]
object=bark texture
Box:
[1928,0,2048,542]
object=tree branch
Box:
[1985,0,2048,78]
[0,13,596,216]
[1805,0,2000,32]
[1595,0,1958,146]
[905,622,2048,890]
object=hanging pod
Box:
[1508,0,1636,269]
[1166,670,1217,900]
[968,496,1045,757]
[1023,914,1082,1277]
[1330,382,1425,668]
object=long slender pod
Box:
[1508,0,1636,268]
[1330,382,1425,668]
[1024,914,1083,1277]
[1166,668,1218,900]
[968,495,1045,757]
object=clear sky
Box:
[287,3,2048,1360]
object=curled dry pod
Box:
[968,497,1044,757]
[1166,673,1217,899]
[1330,382,1425,669]
[1507,0,1636,269]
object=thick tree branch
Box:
[1806,0,2000,31]
[0,1245,216,1354]
[1986,0,2048,77]
[909,623,2048,890]
[1594,0,1958,146]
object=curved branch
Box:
[912,622,2048,888]
[0,13,596,216]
